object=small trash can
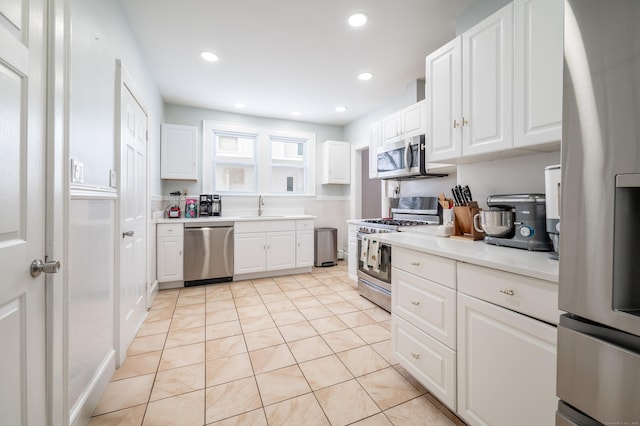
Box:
[314,227,337,267]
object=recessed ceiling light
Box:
[348,13,368,27]
[201,51,218,62]
[234,102,245,108]
[336,106,348,112]
[290,111,301,117]
[358,72,373,81]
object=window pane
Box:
[270,166,305,193]
[271,140,304,166]
[216,135,255,157]
[215,165,256,192]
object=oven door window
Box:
[357,237,391,283]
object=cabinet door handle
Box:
[411,352,420,359]
[453,119,460,128]
[499,289,514,296]
[411,300,420,306]
[462,117,469,126]
[410,261,420,267]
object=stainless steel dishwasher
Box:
[183,222,234,286]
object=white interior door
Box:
[118,73,148,364]
[0,0,48,423]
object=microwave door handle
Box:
[404,140,412,171]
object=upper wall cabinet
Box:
[425,37,463,162]
[381,100,427,145]
[513,0,563,148]
[426,4,513,161]
[161,123,198,180]
[321,140,351,184]
[462,3,514,157]
[425,0,561,163]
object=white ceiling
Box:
[119,0,476,126]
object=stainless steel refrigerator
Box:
[557,0,640,424]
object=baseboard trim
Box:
[69,349,116,426]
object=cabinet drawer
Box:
[157,223,184,237]
[392,246,456,289]
[457,262,561,324]
[296,219,314,230]
[235,220,295,233]
[392,314,456,411]
[392,268,456,349]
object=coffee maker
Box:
[211,194,222,216]
[484,194,553,251]
[199,194,213,217]
[544,165,561,259]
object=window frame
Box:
[202,120,316,196]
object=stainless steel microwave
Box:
[376,135,447,180]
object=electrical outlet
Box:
[109,169,117,188]
[71,159,84,183]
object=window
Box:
[202,121,315,195]
[269,136,307,193]
[212,131,257,193]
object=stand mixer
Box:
[483,194,553,251]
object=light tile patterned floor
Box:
[89,263,465,426]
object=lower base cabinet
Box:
[457,292,557,426]
[392,314,457,410]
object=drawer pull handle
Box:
[411,352,420,359]
[411,300,420,306]
[410,262,420,267]
[499,289,514,296]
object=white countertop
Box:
[155,214,316,224]
[372,228,559,283]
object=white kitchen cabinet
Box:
[461,3,514,157]
[457,292,557,426]
[266,231,296,270]
[381,101,426,145]
[425,4,513,161]
[321,140,351,184]
[368,121,381,179]
[425,37,463,162]
[161,123,198,180]
[513,0,563,148]
[157,223,183,282]
[234,220,311,275]
[295,219,314,268]
[234,232,268,274]
[391,246,457,411]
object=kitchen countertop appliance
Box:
[184,222,233,286]
[544,165,561,260]
[355,196,442,312]
[557,1,640,424]
[199,194,213,217]
[482,194,552,251]
[211,194,221,216]
[166,191,182,218]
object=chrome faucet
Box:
[258,195,264,216]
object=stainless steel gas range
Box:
[355,197,441,312]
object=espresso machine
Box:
[199,194,213,216]
[544,165,561,259]
[484,194,553,251]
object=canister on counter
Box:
[185,197,198,218]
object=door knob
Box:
[31,259,61,277]
[122,230,134,238]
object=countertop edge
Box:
[373,231,559,283]
[155,215,316,224]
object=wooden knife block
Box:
[451,203,485,241]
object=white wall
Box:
[66,0,164,423]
